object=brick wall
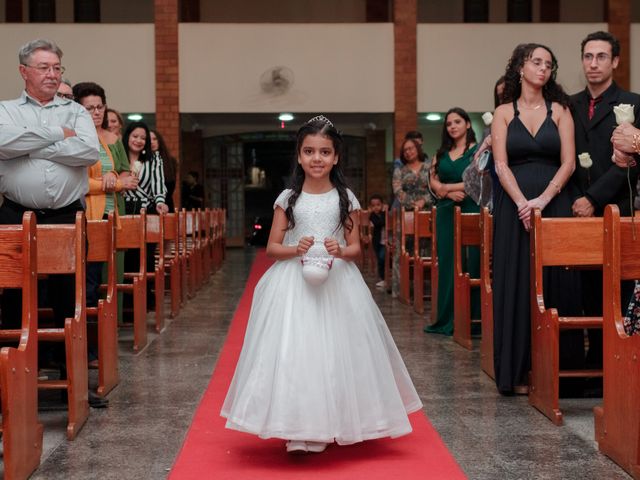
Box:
[154,0,181,208]
[608,0,631,90]
[393,0,417,157]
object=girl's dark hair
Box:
[399,138,428,165]
[122,121,152,162]
[501,43,570,108]
[494,76,506,109]
[285,117,354,233]
[434,107,477,174]
[151,129,177,182]
[72,81,109,130]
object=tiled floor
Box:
[27,248,631,479]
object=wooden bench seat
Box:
[86,212,119,397]
[399,209,416,305]
[163,212,182,318]
[0,212,43,479]
[453,208,481,350]
[413,208,437,317]
[145,214,166,333]
[529,210,603,425]
[594,205,640,479]
[1,212,90,439]
[479,207,494,379]
[117,212,148,352]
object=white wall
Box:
[0,24,155,112]
[632,24,640,94]
[417,23,607,112]
[179,23,394,113]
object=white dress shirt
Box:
[0,90,99,209]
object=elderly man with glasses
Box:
[0,38,100,398]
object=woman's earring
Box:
[519,71,524,83]
[142,150,146,155]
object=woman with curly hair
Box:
[491,43,582,395]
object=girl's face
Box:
[402,141,419,163]
[522,47,553,88]
[298,134,337,180]
[446,113,470,142]
[80,95,106,129]
[107,111,122,134]
[150,131,159,152]
[128,127,147,154]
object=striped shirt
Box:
[124,151,167,207]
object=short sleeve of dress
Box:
[347,189,361,212]
[274,189,292,211]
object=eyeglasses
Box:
[22,63,66,75]
[57,92,74,100]
[84,104,106,114]
[527,58,554,71]
[582,53,611,63]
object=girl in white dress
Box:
[221,116,422,454]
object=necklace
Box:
[518,101,543,110]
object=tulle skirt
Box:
[221,257,422,445]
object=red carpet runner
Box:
[169,251,466,479]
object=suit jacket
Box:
[570,82,640,216]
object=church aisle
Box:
[31,248,630,479]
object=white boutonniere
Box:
[578,152,592,185]
[131,160,143,176]
[613,103,637,238]
[578,152,592,169]
[613,104,635,125]
[481,112,494,126]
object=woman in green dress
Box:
[426,107,480,335]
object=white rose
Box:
[578,152,593,169]
[481,112,494,126]
[613,104,635,125]
[131,160,143,176]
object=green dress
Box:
[425,146,480,335]
[108,139,130,324]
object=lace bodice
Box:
[274,188,360,251]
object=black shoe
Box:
[89,391,109,408]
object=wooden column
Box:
[393,0,417,156]
[607,0,630,90]
[155,0,181,209]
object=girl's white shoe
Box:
[305,441,328,453]
[285,440,307,453]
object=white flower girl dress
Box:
[221,188,422,445]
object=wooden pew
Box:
[199,209,212,282]
[594,205,640,479]
[383,208,396,291]
[86,212,119,397]
[479,207,495,379]
[398,209,416,305]
[117,212,148,352]
[163,212,182,318]
[146,214,165,333]
[358,209,373,272]
[413,208,438,317]
[179,210,190,301]
[529,209,603,425]
[211,208,224,272]
[184,209,200,297]
[453,208,481,350]
[0,212,43,479]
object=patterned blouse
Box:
[392,162,434,210]
[123,151,167,208]
[623,281,640,336]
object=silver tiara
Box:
[306,115,334,127]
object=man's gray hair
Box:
[18,39,63,65]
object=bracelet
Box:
[633,133,640,154]
[549,180,562,194]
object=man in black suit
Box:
[570,31,640,370]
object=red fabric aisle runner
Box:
[169,250,467,480]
